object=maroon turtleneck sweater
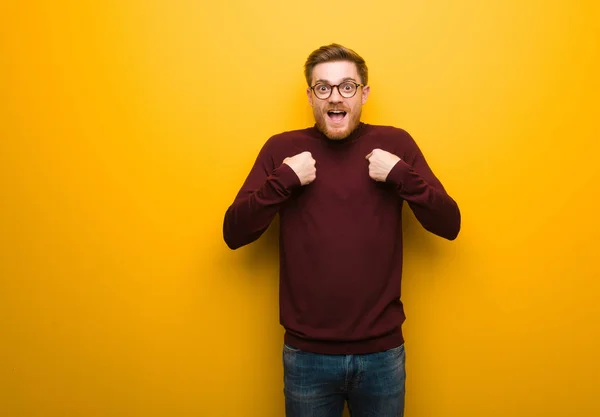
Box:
[223,123,460,354]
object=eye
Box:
[315,84,331,93]
[340,82,355,92]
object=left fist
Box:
[365,149,401,182]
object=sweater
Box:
[223,123,460,354]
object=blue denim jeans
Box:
[283,343,406,417]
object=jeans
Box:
[283,343,406,417]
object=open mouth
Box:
[327,110,347,123]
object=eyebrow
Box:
[314,77,358,85]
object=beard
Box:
[314,106,362,140]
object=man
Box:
[223,44,460,417]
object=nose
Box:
[328,86,344,103]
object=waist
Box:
[283,326,405,355]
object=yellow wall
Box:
[1,1,599,416]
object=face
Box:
[307,61,370,140]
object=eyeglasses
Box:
[309,81,364,100]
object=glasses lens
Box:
[314,84,331,99]
[339,82,357,98]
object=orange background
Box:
[1,1,599,416]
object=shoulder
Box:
[256,127,318,165]
[264,127,317,149]
[366,124,414,141]
[364,124,419,152]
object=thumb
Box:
[365,152,373,160]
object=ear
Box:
[307,87,314,107]
[361,85,370,105]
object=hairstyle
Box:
[304,43,368,86]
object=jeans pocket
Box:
[283,343,301,352]
[386,344,405,356]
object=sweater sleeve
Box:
[385,132,461,240]
[223,138,302,250]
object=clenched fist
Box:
[366,149,401,182]
[283,151,316,185]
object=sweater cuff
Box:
[273,163,302,190]
[385,159,411,190]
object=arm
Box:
[366,131,461,240]
[223,140,315,250]
[385,134,461,240]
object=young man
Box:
[223,44,460,417]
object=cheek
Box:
[314,103,326,113]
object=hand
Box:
[283,151,316,185]
[366,149,401,182]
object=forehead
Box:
[311,61,360,84]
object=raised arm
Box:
[366,131,461,240]
[386,133,461,240]
[223,139,315,249]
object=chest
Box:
[292,146,394,206]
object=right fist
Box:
[283,151,316,185]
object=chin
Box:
[315,111,361,140]
[325,129,350,140]
[317,121,351,140]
